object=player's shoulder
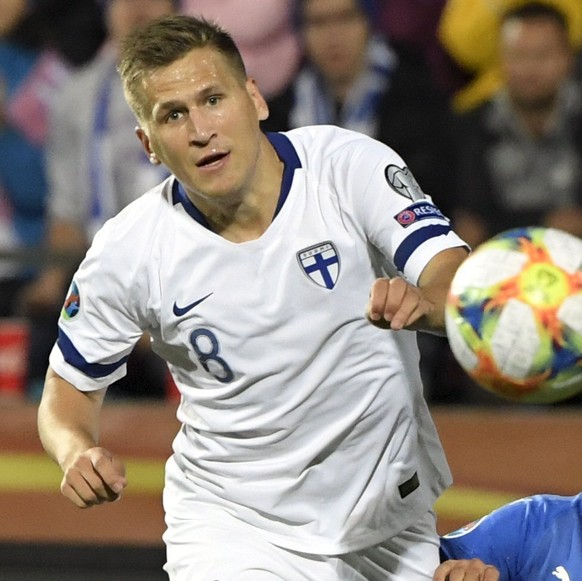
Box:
[89,177,173,261]
[519,493,582,522]
[441,498,528,541]
[284,124,369,144]
[442,493,581,542]
[282,125,400,169]
[486,494,582,531]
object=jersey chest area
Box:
[149,199,378,387]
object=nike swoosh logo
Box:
[172,292,213,317]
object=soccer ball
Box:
[445,226,582,404]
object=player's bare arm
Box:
[367,246,468,333]
[433,558,500,581]
[38,368,127,508]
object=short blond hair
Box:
[117,14,248,121]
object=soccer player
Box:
[435,493,582,580]
[37,15,469,580]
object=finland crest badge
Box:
[297,241,340,289]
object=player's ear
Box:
[135,126,160,165]
[246,78,269,122]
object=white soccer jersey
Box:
[50,126,465,555]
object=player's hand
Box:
[433,559,500,581]
[366,277,435,331]
[60,447,127,508]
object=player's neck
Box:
[196,142,284,242]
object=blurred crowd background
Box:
[2,0,582,408]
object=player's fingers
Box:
[61,460,113,508]
[433,559,500,581]
[60,467,109,508]
[382,277,408,321]
[386,278,424,330]
[462,558,500,581]
[482,564,501,581]
[60,478,93,509]
[433,560,456,581]
[60,448,127,508]
[367,277,432,330]
[89,448,127,498]
[367,278,390,323]
[367,277,411,328]
[394,296,435,331]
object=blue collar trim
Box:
[172,132,301,229]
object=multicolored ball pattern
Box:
[445,227,582,403]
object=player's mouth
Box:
[196,151,229,169]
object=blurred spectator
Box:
[8,0,107,67]
[181,0,301,99]
[451,1,582,250]
[438,0,582,112]
[0,0,105,317]
[0,0,28,37]
[377,0,467,97]
[263,0,454,215]
[21,0,177,400]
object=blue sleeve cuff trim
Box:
[394,224,452,273]
[57,327,129,379]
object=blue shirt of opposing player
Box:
[438,493,582,581]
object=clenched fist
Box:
[61,446,127,509]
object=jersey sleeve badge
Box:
[394,201,448,227]
[385,164,426,201]
[61,280,81,321]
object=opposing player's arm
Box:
[367,246,468,334]
[38,367,127,508]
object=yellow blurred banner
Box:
[0,451,518,522]
[0,452,164,495]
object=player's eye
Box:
[207,95,221,106]
[166,110,184,123]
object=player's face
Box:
[302,0,369,89]
[500,17,573,111]
[136,47,269,203]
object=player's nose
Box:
[186,111,214,146]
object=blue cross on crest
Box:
[297,241,340,289]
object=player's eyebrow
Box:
[154,85,224,116]
[196,84,225,99]
[156,99,182,113]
